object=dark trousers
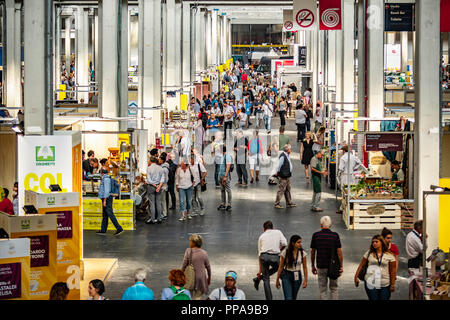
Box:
[364,283,391,300]
[168,183,176,208]
[306,119,311,132]
[281,270,302,300]
[408,254,422,268]
[214,164,221,186]
[279,110,286,126]
[236,163,248,184]
[296,123,306,142]
[259,253,280,300]
[224,121,233,138]
[100,196,123,232]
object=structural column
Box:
[65,15,72,67]
[205,10,212,67]
[327,31,336,99]
[55,4,61,91]
[194,7,201,79]
[175,1,182,87]
[366,0,384,130]
[76,7,89,103]
[341,0,356,136]
[182,2,191,86]
[152,0,162,108]
[414,0,440,252]
[401,32,409,72]
[4,0,22,111]
[23,0,46,134]
[357,0,366,123]
[211,9,218,66]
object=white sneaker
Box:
[191,213,198,217]
[199,210,205,216]
[187,215,192,220]
[179,217,186,221]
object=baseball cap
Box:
[225,271,237,281]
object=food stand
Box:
[338,128,415,230]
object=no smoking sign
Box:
[295,9,315,28]
[284,21,293,30]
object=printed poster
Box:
[46,211,73,239]
[0,263,21,299]
[29,236,49,268]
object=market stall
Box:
[337,128,415,230]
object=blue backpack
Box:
[250,138,260,155]
[110,177,120,196]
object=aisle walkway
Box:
[83,117,410,300]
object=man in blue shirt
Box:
[97,168,123,236]
[206,113,220,142]
[217,145,233,212]
[121,268,155,300]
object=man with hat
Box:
[208,271,246,300]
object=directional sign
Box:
[293,0,317,30]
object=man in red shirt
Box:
[0,188,14,215]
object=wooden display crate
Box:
[350,203,401,230]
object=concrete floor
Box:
[83,116,410,300]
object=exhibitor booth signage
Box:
[366,134,403,152]
[18,135,73,216]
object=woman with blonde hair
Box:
[300,132,315,184]
[354,235,396,300]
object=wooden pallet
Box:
[350,203,401,230]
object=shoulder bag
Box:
[357,252,371,281]
[199,164,207,192]
[184,248,195,290]
[327,242,341,280]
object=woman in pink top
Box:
[382,228,399,268]
[181,234,211,300]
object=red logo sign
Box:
[319,0,342,30]
[295,9,315,28]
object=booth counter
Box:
[0,238,31,300]
[24,191,81,300]
[0,213,57,300]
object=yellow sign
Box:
[59,84,66,100]
[83,199,134,230]
[180,94,188,111]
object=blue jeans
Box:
[179,187,193,213]
[100,196,123,232]
[214,164,221,186]
[364,282,391,300]
[281,270,302,300]
[264,115,271,131]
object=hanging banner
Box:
[366,134,403,152]
[319,0,342,30]
[18,135,73,216]
[293,0,317,30]
[294,45,307,67]
[283,10,299,31]
[442,0,450,32]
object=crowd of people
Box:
[47,217,426,300]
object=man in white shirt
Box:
[295,105,307,142]
[313,102,323,133]
[263,101,274,134]
[145,157,164,224]
[223,102,234,138]
[208,271,246,300]
[190,155,207,216]
[254,220,287,300]
[338,145,367,185]
[406,220,424,269]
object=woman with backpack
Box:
[354,235,396,300]
[275,235,308,300]
[181,234,211,300]
[161,269,191,300]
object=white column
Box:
[65,16,72,66]
[153,0,162,108]
[5,0,22,111]
[327,31,336,91]
[335,29,343,114]
[414,0,440,253]
[205,11,212,67]
[366,0,384,130]
[76,7,89,103]
[401,32,409,72]
[175,2,182,87]
[23,0,46,135]
[228,18,232,59]
[94,11,98,79]
[311,26,318,106]
[357,0,366,121]
[195,8,201,79]
[211,9,218,66]
[162,1,167,88]
[342,0,355,136]
[221,14,226,63]
[199,10,206,71]
[182,2,191,86]
[119,0,129,130]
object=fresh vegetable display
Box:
[345,179,403,199]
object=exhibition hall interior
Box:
[1,0,450,302]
